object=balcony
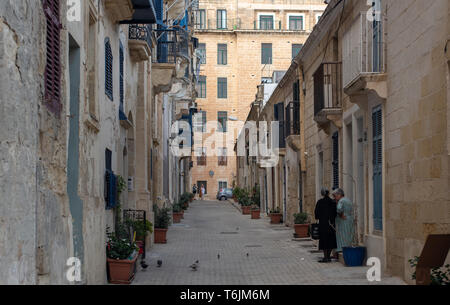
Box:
[106,0,157,24]
[197,155,206,166]
[342,13,386,101]
[128,24,152,61]
[218,156,227,166]
[285,101,301,152]
[313,62,343,128]
[152,29,178,93]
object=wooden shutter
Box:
[105,39,113,101]
[119,42,124,112]
[43,0,62,114]
[332,131,339,190]
[372,106,383,230]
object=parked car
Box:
[216,188,233,201]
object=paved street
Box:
[133,200,405,285]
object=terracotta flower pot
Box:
[270,213,282,224]
[154,228,168,244]
[173,212,183,223]
[251,209,260,219]
[294,224,309,238]
[107,254,138,284]
[241,205,251,215]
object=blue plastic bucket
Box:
[342,246,366,266]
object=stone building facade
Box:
[237,0,450,282]
[0,0,197,284]
[192,0,326,199]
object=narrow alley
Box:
[133,200,404,285]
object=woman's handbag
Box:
[310,223,320,240]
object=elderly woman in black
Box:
[314,187,337,263]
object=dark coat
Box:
[314,196,337,250]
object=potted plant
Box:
[154,204,171,244]
[232,187,242,203]
[251,205,260,219]
[106,225,139,284]
[172,202,183,223]
[180,193,190,209]
[293,212,309,237]
[250,185,261,219]
[188,192,194,202]
[124,218,153,255]
[269,207,282,224]
[239,190,252,215]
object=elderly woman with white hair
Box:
[332,188,355,253]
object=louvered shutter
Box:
[154,0,163,23]
[119,42,124,112]
[372,106,383,231]
[277,103,285,148]
[105,39,113,101]
[43,0,62,114]
[332,131,339,190]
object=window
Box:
[261,43,272,64]
[193,110,207,132]
[197,43,206,64]
[196,148,207,166]
[289,15,304,30]
[87,11,98,119]
[217,111,227,132]
[372,106,383,231]
[332,132,339,190]
[119,42,124,113]
[292,44,303,59]
[195,9,206,29]
[105,38,113,101]
[43,0,62,114]
[217,44,227,65]
[218,148,227,166]
[217,78,227,98]
[197,75,206,98]
[104,148,117,209]
[218,181,228,191]
[259,15,274,30]
[217,9,227,29]
[316,14,322,24]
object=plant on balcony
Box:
[154,204,171,244]
[172,202,183,223]
[293,212,309,238]
[106,225,139,284]
[269,207,282,224]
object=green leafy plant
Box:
[106,226,138,260]
[270,207,281,214]
[293,212,309,224]
[251,184,260,207]
[409,256,450,285]
[173,202,182,213]
[124,218,153,240]
[238,189,252,206]
[154,204,171,229]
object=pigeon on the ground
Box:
[190,263,198,271]
[157,260,162,267]
[246,253,249,257]
[140,260,149,269]
[217,254,220,259]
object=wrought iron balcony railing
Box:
[285,101,300,137]
[342,13,385,88]
[153,28,178,63]
[129,24,152,49]
[313,62,342,116]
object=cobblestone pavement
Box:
[133,200,405,285]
